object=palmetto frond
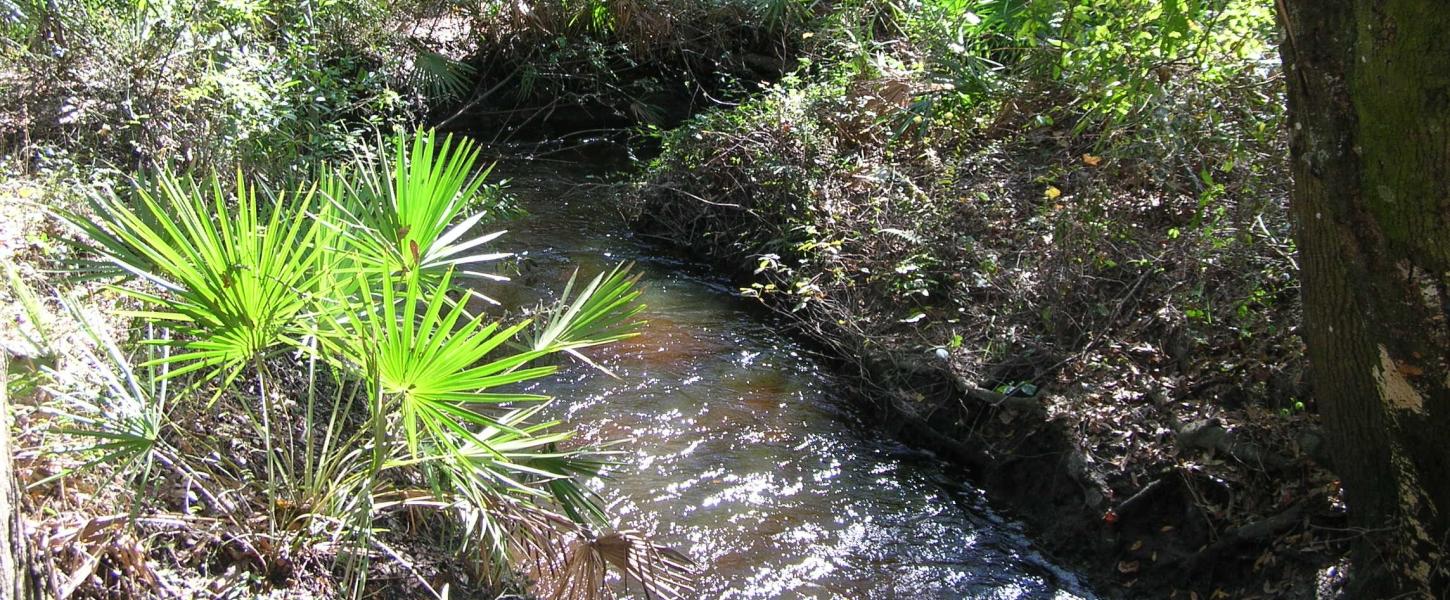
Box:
[54,127,685,597]
[324,129,512,299]
[59,170,324,382]
[33,295,178,499]
[323,268,556,458]
[542,529,699,600]
[409,43,478,102]
[531,262,645,376]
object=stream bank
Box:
[625,81,1350,598]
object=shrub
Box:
[41,129,691,596]
[0,0,477,172]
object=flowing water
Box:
[489,153,1093,599]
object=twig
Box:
[371,537,444,600]
[435,66,522,130]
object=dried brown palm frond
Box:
[543,534,606,600]
[593,530,697,600]
[492,496,575,582]
[537,528,698,600]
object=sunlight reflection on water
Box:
[492,158,1093,599]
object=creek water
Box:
[488,154,1093,599]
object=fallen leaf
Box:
[1045,185,1062,199]
[1118,560,1140,574]
[1083,154,1103,166]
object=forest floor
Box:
[629,76,1352,598]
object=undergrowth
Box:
[0,0,469,173]
[451,0,819,134]
[641,0,1295,402]
[6,130,697,598]
[633,0,1337,596]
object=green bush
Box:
[0,0,475,172]
[801,0,1283,186]
[42,129,687,595]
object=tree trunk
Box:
[1279,1,1450,597]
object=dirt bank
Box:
[626,81,1349,598]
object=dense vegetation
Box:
[1,1,718,597]
[632,0,1336,597]
[4,0,1442,598]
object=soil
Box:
[627,99,1352,598]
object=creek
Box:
[490,152,1094,599]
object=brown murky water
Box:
[488,153,1093,599]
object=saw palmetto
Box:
[61,170,324,383]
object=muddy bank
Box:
[624,87,1349,597]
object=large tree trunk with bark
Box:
[1279,1,1450,597]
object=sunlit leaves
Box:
[530,262,645,357]
[33,294,176,495]
[60,170,324,381]
[61,128,651,594]
[325,129,513,294]
[322,268,555,457]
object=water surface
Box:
[490,155,1092,599]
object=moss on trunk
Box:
[1281,0,1450,595]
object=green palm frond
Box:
[323,268,556,459]
[319,258,643,520]
[451,404,615,508]
[325,129,513,300]
[410,44,478,102]
[46,127,673,596]
[530,262,645,375]
[34,296,172,495]
[761,0,810,32]
[60,170,324,382]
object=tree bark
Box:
[1279,1,1450,597]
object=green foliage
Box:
[326,130,511,289]
[39,298,173,492]
[47,129,656,594]
[640,0,1298,431]
[806,0,1283,177]
[0,0,475,171]
[467,0,819,129]
[61,171,324,381]
[326,268,554,457]
[762,0,813,32]
[529,262,646,354]
[410,46,479,103]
